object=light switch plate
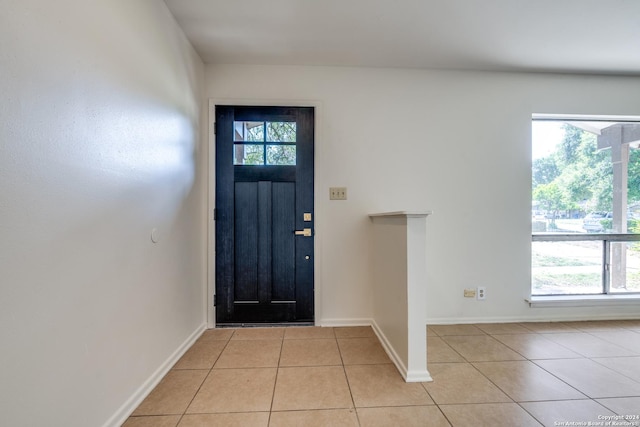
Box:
[329,187,347,200]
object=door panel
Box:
[272,182,295,301]
[257,181,272,304]
[234,182,258,302]
[215,106,314,325]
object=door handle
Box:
[294,228,312,237]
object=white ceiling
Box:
[164,0,640,75]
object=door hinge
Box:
[213,295,217,306]
[213,208,217,221]
[213,122,217,135]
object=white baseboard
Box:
[318,318,373,327]
[426,313,640,325]
[371,320,432,383]
[325,314,639,328]
[405,370,433,382]
[102,323,207,427]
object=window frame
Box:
[233,120,297,166]
[530,114,640,302]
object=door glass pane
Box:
[266,145,296,165]
[609,241,640,293]
[267,122,296,142]
[234,121,264,142]
[532,241,603,295]
[233,144,264,165]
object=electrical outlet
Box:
[329,187,347,200]
[464,288,476,298]
[477,286,486,300]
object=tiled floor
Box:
[124,320,640,426]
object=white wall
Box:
[0,1,206,426]
[205,65,640,325]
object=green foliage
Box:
[237,144,264,165]
[267,122,296,142]
[558,124,583,166]
[245,123,264,141]
[608,219,640,235]
[267,145,296,165]
[533,182,568,223]
[628,149,640,201]
[532,156,560,188]
[532,122,622,215]
[630,219,640,234]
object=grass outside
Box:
[532,254,597,268]
[532,273,601,295]
[532,241,640,295]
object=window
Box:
[233,121,296,165]
[531,117,640,296]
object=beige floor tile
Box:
[440,403,542,427]
[590,331,640,354]
[345,364,434,407]
[132,370,208,416]
[544,332,636,358]
[122,415,181,427]
[126,321,640,424]
[428,324,485,336]
[283,326,335,339]
[534,358,640,398]
[596,397,640,416]
[230,327,285,340]
[200,329,234,341]
[279,338,342,366]
[521,399,616,427]
[473,361,585,402]
[269,409,359,427]
[591,356,640,382]
[561,320,631,331]
[357,406,451,427]
[334,326,375,338]
[423,363,511,405]
[178,412,269,427]
[520,322,581,334]
[338,337,391,365]
[271,366,353,411]
[214,339,281,368]
[474,323,532,335]
[284,326,336,340]
[186,368,276,413]
[441,335,525,362]
[173,339,228,370]
[427,337,465,363]
[492,333,581,360]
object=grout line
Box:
[333,328,363,426]
[173,331,235,427]
[266,329,286,425]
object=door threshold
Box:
[216,322,315,328]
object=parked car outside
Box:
[582,211,636,232]
[582,212,607,232]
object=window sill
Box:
[526,294,640,308]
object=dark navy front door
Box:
[215,106,314,324]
